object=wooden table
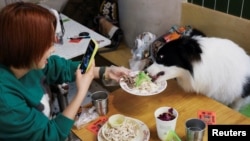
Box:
[72,79,250,141]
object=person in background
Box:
[62,0,123,52]
[94,0,123,52]
[0,2,130,141]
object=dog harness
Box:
[164,25,193,42]
[150,25,193,61]
[138,25,193,70]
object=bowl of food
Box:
[156,107,177,121]
[154,106,179,140]
[101,116,141,141]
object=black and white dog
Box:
[145,27,250,111]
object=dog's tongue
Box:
[150,71,165,82]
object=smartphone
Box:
[79,39,98,74]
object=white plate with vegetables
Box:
[119,71,167,96]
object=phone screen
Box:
[80,39,97,74]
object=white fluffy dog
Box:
[145,29,250,111]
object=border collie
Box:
[145,27,250,111]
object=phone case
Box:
[80,39,99,74]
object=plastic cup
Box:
[185,118,206,141]
[154,106,178,141]
[91,91,109,116]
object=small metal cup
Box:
[91,91,109,116]
[185,118,206,141]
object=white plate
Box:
[119,71,167,96]
[97,117,150,141]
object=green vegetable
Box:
[135,71,151,87]
[165,130,181,141]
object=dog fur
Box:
[145,29,250,111]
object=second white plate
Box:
[97,117,150,141]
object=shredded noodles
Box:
[136,81,159,93]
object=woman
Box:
[0,2,130,141]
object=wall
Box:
[187,0,250,20]
[118,0,184,48]
[181,3,250,53]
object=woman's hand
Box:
[75,60,95,94]
[105,65,130,82]
[62,61,95,120]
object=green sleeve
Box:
[0,86,74,141]
[43,55,80,84]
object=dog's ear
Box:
[180,37,202,62]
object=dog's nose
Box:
[142,58,154,70]
[148,58,154,66]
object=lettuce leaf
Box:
[135,71,151,87]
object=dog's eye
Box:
[159,55,164,60]
[156,54,165,63]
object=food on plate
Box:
[122,71,151,88]
[134,71,151,87]
[101,116,141,141]
[121,71,159,92]
[157,108,176,121]
[108,114,125,128]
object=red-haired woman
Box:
[0,2,129,141]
